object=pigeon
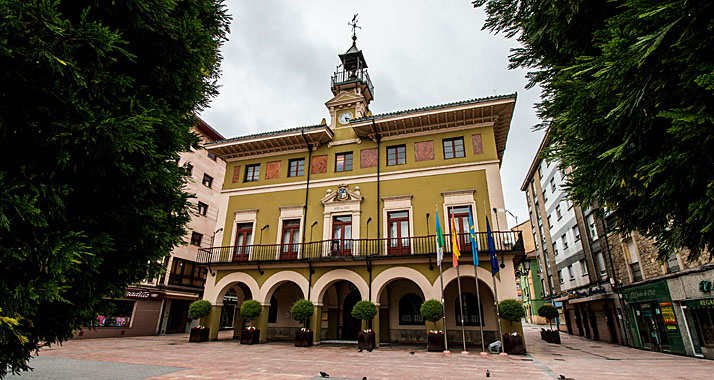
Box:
[358,348,363,352]
[409,351,415,355]
[486,369,490,377]
[320,371,329,378]
[559,376,565,380]
[362,378,367,380]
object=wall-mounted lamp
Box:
[259,224,269,244]
[310,221,318,242]
[366,217,372,239]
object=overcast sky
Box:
[198,0,545,229]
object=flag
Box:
[486,215,499,275]
[450,213,461,267]
[468,207,478,266]
[435,206,445,266]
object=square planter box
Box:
[240,329,260,344]
[427,333,445,352]
[541,329,560,344]
[295,330,313,347]
[189,327,209,342]
[502,333,524,354]
[357,331,375,351]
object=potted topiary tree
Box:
[188,300,212,342]
[537,304,560,344]
[351,300,377,351]
[239,299,262,344]
[419,299,445,352]
[291,299,314,347]
[498,299,526,354]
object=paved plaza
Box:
[10,324,713,380]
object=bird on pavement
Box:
[486,370,490,377]
[409,351,415,355]
[320,371,329,378]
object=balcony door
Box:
[332,215,352,256]
[280,219,301,260]
[448,206,472,253]
[388,211,410,255]
[233,223,253,261]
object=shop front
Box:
[666,265,714,359]
[75,287,165,339]
[622,281,685,355]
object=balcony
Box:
[197,231,523,265]
[331,68,374,98]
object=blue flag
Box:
[486,216,499,275]
[468,208,478,266]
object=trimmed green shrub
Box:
[538,304,559,329]
[351,300,377,322]
[420,299,443,323]
[291,299,314,326]
[240,300,262,322]
[188,300,212,320]
[498,299,525,322]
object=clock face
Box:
[338,111,353,125]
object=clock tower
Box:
[326,15,373,139]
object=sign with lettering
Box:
[659,302,678,331]
[126,288,165,300]
[622,281,670,303]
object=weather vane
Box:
[348,13,360,40]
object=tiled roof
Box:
[351,93,517,123]
[205,124,329,146]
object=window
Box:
[555,205,562,220]
[387,145,406,166]
[561,234,568,250]
[332,215,352,255]
[207,152,217,161]
[443,137,465,159]
[197,202,208,216]
[595,252,608,278]
[202,173,213,188]
[542,189,548,203]
[568,265,575,280]
[692,308,714,347]
[168,257,207,288]
[625,238,643,281]
[455,293,483,326]
[185,163,193,174]
[580,259,589,276]
[587,214,598,240]
[335,152,353,172]
[244,164,260,182]
[547,215,552,229]
[388,211,411,255]
[550,178,556,192]
[280,219,301,260]
[288,158,305,177]
[666,254,680,273]
[573,226,581,241]
[234,223,253,260]
[559,271,565,284]
[190,231,203,246]
[399,293,424,325]
[554,247,559,256]
[93,300,135,327]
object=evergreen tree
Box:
[0,0,230,375]
[474,0,714,260]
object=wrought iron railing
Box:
[331,68,374,97]
[197,231,523,265]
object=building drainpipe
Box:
[370,119,381,301]
[301,130,314,301]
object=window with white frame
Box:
[561,234,568,250]
[580,259,588,276]
[568,264,575,280]
[587,214,598,240]
[573,226,580,241]
[555,204,562,220]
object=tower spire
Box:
[348,13,360,45]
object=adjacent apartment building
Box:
[521,136,626,345]
[196,36,525,347]
[76,118,225,338]
[512,220,546,324]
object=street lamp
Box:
[259,224,269,244]
[310,221,318,242]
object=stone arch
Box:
[205,272,260,306]
[439,265,497,297]
[371,266,436,302]
[259,270,310,305]
[310,268,369,304]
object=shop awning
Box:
[568,294,610,304]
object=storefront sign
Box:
[659,302,678,331]
[685,298,714,309]
[622,281,670,303]
[699,280,712,293]
[126,288,165,300]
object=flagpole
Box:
[474,267,485,352]
[485,200,504,352]
[451,212,467,353]
[469,205,486,353]
[456,264,467,353]
[435,205,448,352]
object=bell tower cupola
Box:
[331,14,374,105]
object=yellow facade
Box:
[200,40,523,347]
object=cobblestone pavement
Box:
[13,324,714,380]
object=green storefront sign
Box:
[622,281,685,355]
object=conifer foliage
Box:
[474,0,714,260]
[0,0,230,375]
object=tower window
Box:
[245,164,260,182]
[190,232,203,246]
[387,145,406,166]
[197,202,208,216]
[288,158,305,177]
[335,152,353,172]
[443,137,465,159]
[207,152,217,161]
